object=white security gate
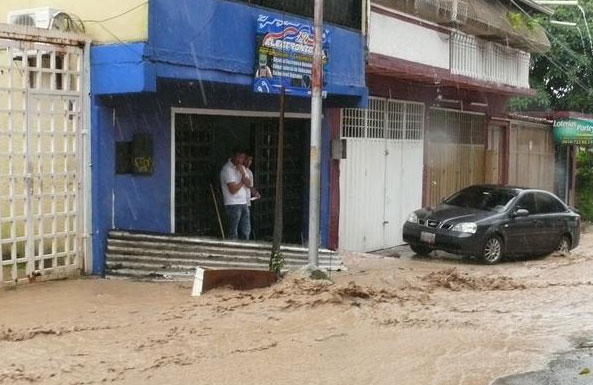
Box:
[339,98,424,252]
[0,25,89,284]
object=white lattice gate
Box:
[339,98,424,252]
[0,25,90,284]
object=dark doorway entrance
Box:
[173,113,309,244]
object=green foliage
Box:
[507,11,524,30]
[521,1,593,113]
[507,11,540,31]
[509,83,552,112]
[269,250,285,274]
[526,17,540,31]
[577,150,593,220]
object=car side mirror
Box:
[513,208,530,217]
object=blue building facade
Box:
[91,0,367,274]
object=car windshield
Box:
[444,187,518,212]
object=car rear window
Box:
[444,187,517,212]
[536,192,567,214]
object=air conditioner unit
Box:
[8,7,62,29]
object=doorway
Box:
[171,110,310,244]
[485,123,507,185]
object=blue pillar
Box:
[91,99,115,275]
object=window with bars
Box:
[342,98,425,141]
[428,109,485,145]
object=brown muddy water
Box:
[2,233,593,385]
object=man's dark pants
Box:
[225,204,251,240]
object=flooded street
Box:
[2,232,593,385]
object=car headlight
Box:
[407,212,418,224]
[451,222,477,234]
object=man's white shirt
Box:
[220,160,249,206]
[245,168,254,206]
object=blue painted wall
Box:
[112,100,171,233]
[92,0,367,99]
[91,100,113,275]
[91,80,339,273]
[90,0,368,273]
[148,0,366,96]
[91,43,155,95]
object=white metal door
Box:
[340,99,424,252]
[383,140,423,248]
[0,29,87,284]
[339,138,387,251]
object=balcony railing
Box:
[451,32,531,89]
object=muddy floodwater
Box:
[2,233,593,385]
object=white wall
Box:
[369,11,450,70]
[0,1,148,43]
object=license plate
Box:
[420,231,436,244]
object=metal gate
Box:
[508,121,555,192]
[174,113,215,235]
[0,25,89,284]
[339,98,424,252]
[426,108,486,206]
[253,119,307,244]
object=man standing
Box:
[243,153,260,240]
[243,153,260,204]
[220,147,253,240]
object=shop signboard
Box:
[554,118,593,145]
[253,14,329,97]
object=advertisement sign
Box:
[254,14,329,97]
[554,118,593,145]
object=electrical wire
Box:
[81,2,148,23]
[503,0,593,95]
[94,22,145,62]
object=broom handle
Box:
[210,183,225,240]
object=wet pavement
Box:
[494,348,593,385]
[2,231,593,384]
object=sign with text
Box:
[554,118,593,146]
[254,14,329,97]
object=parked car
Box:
[402,185,580,264]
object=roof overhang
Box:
[368,53,536,97]
[512,0,555,16]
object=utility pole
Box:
[271,87,285,264]
[308,0,323,269]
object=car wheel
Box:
[410,244,432,256]
[480,235,503,265]
[555,235,571,253]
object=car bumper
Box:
[402,222,486,256]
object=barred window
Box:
[405,103,424,140]
[342,97,425,141]
[342,107,366,138]
[428,109,485,144]
[386,100,404,140]
[367,98,386,139]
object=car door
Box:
[504,192,539,254]
[534,192,568,252]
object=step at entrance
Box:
[105,231,346,281]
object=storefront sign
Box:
[253,14,329,97]
[554,118,593,145]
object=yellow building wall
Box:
[0,0,148,43]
